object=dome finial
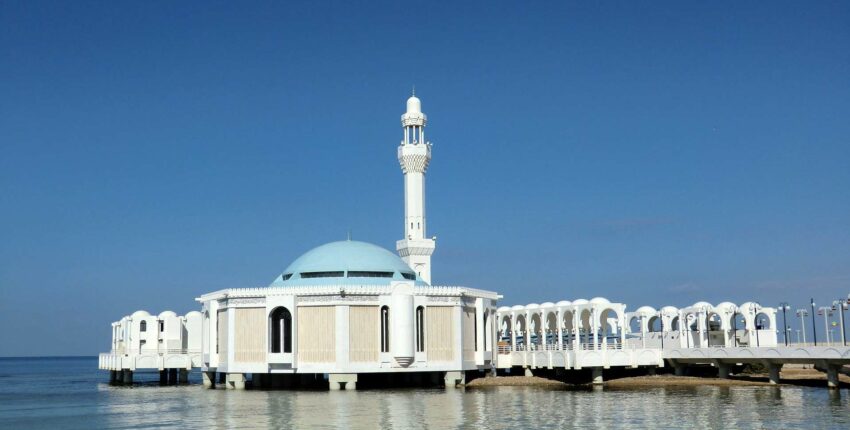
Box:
[347,230,352,241]
[411,85,415,96]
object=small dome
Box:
[526,303,540,310]
[497,306,512,312]
[406,95,421,114]
[590,297,610,305]
[270,240,424,287]
[660,306,678,314]
[573,299,589,305]
[540,302,555,308]
[511,305,525,311]
[556,300,572,307]
[131,310,150,319]
[158,311,177,319]
[185,311,202,318]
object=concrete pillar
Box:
[168,368,178,385]
[159,370,168,385]
[674,364,686,376]
[647,367,657,376]
[226,373,246,390]
[123,370,133,385]
[219,372,226,384]
[329,373,358,390]
[592,368,604,385]
[179,369,189,384]
[202,371,215,388]
[444,371,465,388]
[109,370,118,384]
[826,365,840,389]
[718,364,730,379]
[524,367,534,377]
[768,364,781,385]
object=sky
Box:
[1,1,849,356]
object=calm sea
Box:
[0,357,848,429]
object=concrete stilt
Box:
[718,364,730,379]
[768,364,782,385]
[202,371,215,388]
[826,365,840,389]
[219,372,226,384]
[123,370,133,385]
[329,373,358,390]
[226,373,246,390]
[109,370,118,384]
[674,365,686,376]
[179,369,189,384]
[591,368,604,385]
[159,370,168,385]
[524,367,534,377]
[647,367,657,376]
[168,368,178,385]
[444,371,465,388]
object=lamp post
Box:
[796,309,808,344]
[833,299,848,347]
[818,306,834,346]
[778,302,790,346]
[810,298,817,346]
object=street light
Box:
[778,302,790,346]
[818,306,834,346]
[810,298,818,346]
[832,299,848,347]
[796,309,808,344]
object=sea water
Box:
[1,357,848,429]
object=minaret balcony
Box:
[396,238,435,257]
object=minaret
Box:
[396,91,436,284]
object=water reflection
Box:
[6,359,848,429]
[93,382,850,429]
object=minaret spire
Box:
[396,92,435,284]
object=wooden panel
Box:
[349,306,380,362]
[234,308,266,363]
[426,306,454,361]
[297,306,336,363]
[216,309,228,364]
[463,307,476,361]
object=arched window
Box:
[381,306,390,353]
[140,321,147,332]
[415,306,425,352]
[270,307,293,353]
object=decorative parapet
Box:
[195,284,502,302]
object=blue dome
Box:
[269,240,427,287]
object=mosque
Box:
[102,93,501,390]
[100,94,849,390]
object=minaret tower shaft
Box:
[396,92,436,284]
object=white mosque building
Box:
[102,94,850,390]
[101,94,501,390]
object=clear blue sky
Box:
[1,1,848,356]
